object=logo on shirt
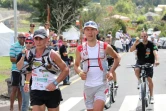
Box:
[145,48,150,58]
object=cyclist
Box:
[24,29,69,111]
[74,21,120,111]
[105,36,120,88]
[130,31,159,104]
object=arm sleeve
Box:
[77,45,83,52]
[152,43,158,51]
[111,45,118,53]
[9,45,16,57]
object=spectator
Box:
[29,23,35,37]
[16,34,34,111]
[51,34,59,51]
[59,38,71,85]
[58,35,63,48]
[9,33,26,111]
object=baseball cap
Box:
[25,36,33,42]
[83,21,98,30]
[33,29,47,39]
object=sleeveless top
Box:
[31,57,58,91]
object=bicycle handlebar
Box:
[127,63,153,69]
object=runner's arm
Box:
[106,44,120,73]
[50,51,69,84]
[16,53,25,70]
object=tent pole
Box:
[14,0,18,42]
[79,15,83,44]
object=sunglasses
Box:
[19,36,26,39]
[85,22,96,26]
[25,42,33,44]
[30,25,35,27]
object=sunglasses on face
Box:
[25,42,33,44]
[30,25,35,27]
[19,37,26,39]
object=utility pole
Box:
[14,0,17,42]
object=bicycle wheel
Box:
[141,82,146,111]
[105,86,112,109]
[111,87,116,103]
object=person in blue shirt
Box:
[9,33,25,111]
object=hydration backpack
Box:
[77,41,108,73]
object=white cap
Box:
[83,21,98,30]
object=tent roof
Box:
[63,26,80,40]
[111,15,130,21]
[0,22,14,33]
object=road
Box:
[1,49,166,111]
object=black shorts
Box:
[30,89,63,108]
[11,71,21,86]
[136,62,154,78]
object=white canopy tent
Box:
[0,22,14,56]
[63,26,80,40]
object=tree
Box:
[31,0,90,34]
[114,0,136,15]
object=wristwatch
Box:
[53,80,58,86]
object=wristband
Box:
[78,72,83,76]
[24,81,30,84]
[53,80,59,86]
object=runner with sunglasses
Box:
[24,29,69,111]
[16,34,34,111]
[74,21,120,111]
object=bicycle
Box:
[127,63,153,111]
[105,66,118,109]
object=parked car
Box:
[158,37,166,49]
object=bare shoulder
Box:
[50,49,61,60]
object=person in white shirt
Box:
[74,21,120,111]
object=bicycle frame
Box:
[128,63,153,111]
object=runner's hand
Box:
[106,72,113,81]
[46,83,56,91]
[24,84,29,92]
[80,72,87,80]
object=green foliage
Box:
[31,0,90,34]
[137,16,146,24]
[111,19,126,37]
[114,0,136,15]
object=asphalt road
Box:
[1,49,166,111]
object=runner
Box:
[105,37,120,88]
[74,21,120,111]
[24,29,69,111]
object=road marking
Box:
[154,94,166,111]
[119,95,139,111]
[60,97,83,111]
